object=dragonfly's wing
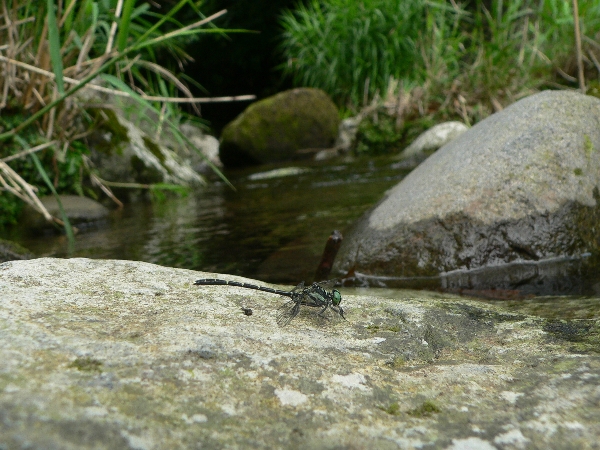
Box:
[276,299,301,327]
[289,281,305,294]
[315,279,337,291]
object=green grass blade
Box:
[31,152,76,252]
[117,0,137,52]
[46,0,65,94]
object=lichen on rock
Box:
[1,258,599,448]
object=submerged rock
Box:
[21,195,109,230]
[332,91,600,295]
[0,238,34,262]
[1,258,599,448]
[219,88,339,166]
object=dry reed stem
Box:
[0,55,255,104]
[572,0,585,93]
[0,140,57,163]
[0,160,61,224]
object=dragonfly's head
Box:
[332,289,342,306]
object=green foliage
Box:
[149,183,190,202]
[0,0,233,232]
[280,0,425,107]
[354,115,434,156]
[281,0,600,122]
[355,115,404,155]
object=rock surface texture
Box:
[332,91,600,294]
[1,258,600,449]
[219,88,339,166]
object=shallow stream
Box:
[4,155,408,284]
[4,155,600,320]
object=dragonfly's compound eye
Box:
[332,289,342,306]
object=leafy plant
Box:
[0,0,232,231]
[281,0,600,141]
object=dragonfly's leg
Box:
[317,304,330,319]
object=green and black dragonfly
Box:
[193,278,346,326]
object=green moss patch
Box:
[68,357,103,372]
[408,400,441,417]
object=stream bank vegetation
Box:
[280,0,600,154]
[0,0,240,233]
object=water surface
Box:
[5,155,409,284]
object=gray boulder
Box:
[88,109,206,190]
[332,91,600,294]
[401,121,468,159]
[219,88,339,166]
[21,195,109,230]
[179,123,222,174]
[1,258,599,448]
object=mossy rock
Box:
[219,88,339,166]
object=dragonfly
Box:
[193,278,346,326]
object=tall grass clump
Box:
[0,0,232,231]
[279,0,425,107]
[281,0,600,127]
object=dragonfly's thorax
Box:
[302,284,336,306]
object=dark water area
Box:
[3,156,409,284]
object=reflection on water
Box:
[4,156,408,284]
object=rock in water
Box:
[21,195,109,230]
[400,121,469,160]
[1,258,599,448]
[219,88,339,166]
[332,91,600,295]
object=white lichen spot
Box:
[120,431,154,450]
[84,406,108,417]
[331,373,368,390]
[182,413,208,424]
[525,416,557,436]
[499,391,524,405]
[493,429,530,449]
[274,388,308,407]
[371,337,386,344]
[447,437,497,450]
[220,404,237,416]
[564,421,585,432]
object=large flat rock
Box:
[332,91,600,294]
[1,258,599,448]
